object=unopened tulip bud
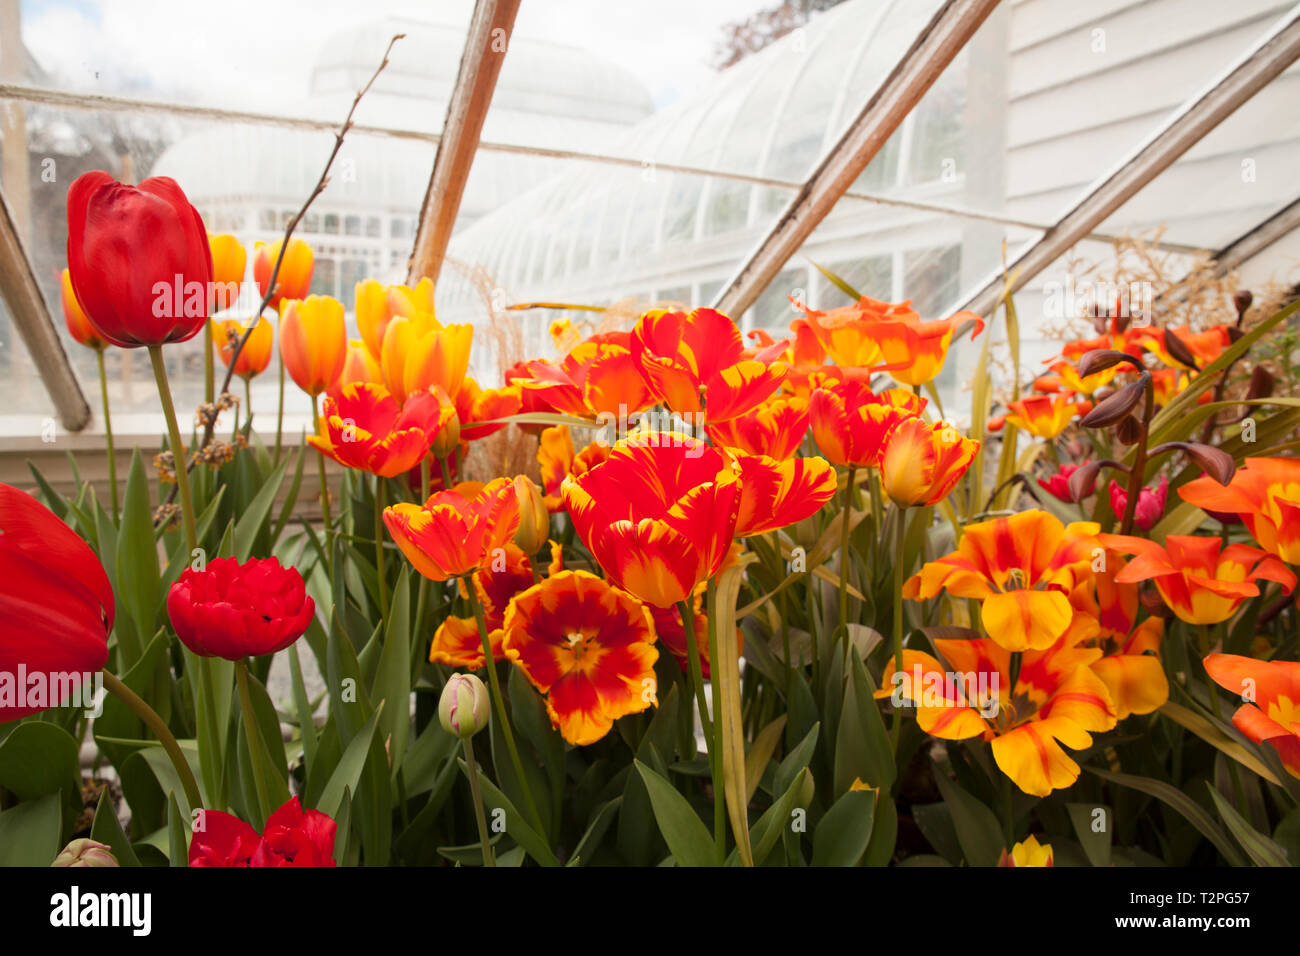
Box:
[512,476,549,556]
[439,673,490,739]
[1233,289,1253,319]
[430,404,461,462]
[51,838,118,868]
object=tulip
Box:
[208,233,246,312]
[1132,325,1231,370]
[1097,534,1295,626]
[512,476,550,555]
[519,332,653,421]
[879,416,979,508]
[707,395,809,459]
[212,316,273,380]
[65,171,213,348]
[1108,474,1167,530]
[1002,394,1081,440]
[51,839,118,868]
[189,797,336,867]
[355,277,434,360]
[429,543,535,669]
[998,836,1054,867]
[379,311,473,404]
[308,383,452,478]
[333,338,385,396]
[439,673,491,739]
[453,377,521,443]
[537,425,611,511]
[502,571,659,746]
[808,379,925,468]
[729,452,837,538]
[905,510,1100,652]
[0,484,112,722]
[561,435,739,608]
[1203,654,1300,780]
[1178,457,1300,563]
[253,237,313,310]
[384,477,521,583]
[279,295,347,397]
[167,556,314,660]
[1048,359,1119,396]
[1038,462,1090,503]
[629,308,786,423]
[60,268,106,350]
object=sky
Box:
[20,0,772,113]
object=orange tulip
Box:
[253,237,313,310]
[798,296,911,367]
[537,425,611,512]
[384,477,521,583]
[562,435,739,608]
[1149,367,1211,407]
[332,338,385,396]
[379,311,473,405]
[879,635,1116,797]
[60,269,106,350]
[879,416,979,508]
[1047,359,1119,396]
[999,836,1054,867]
[429,542,536,669]
[212,316,272,379]
[309,383,453,478]
[454,377,522,442]
[502,570,659,746]
[208,233,246,311]
[1097,533,1295,626]
[707,395,809,459]
[355,277,434,360]
[630,308,786,422]
[729,451,836,538]
[1178,457,1300,564]
[808,379,925,468]
[1002,394,1081,439]
[1204,654,1300,780]
[520,333,654,422]
[1133,325,1232,370]
[279,295,346,397]
[905,510,1101,651]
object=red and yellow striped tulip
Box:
[253,237,313,310]
[309,383,453,478]
[502,570,659,746]
[279,295,346,397]
[212,316,273,380]
[429,542,536,669]
[520,332,654,421]
[905,510,1101,651]
[1178,457,1300,564]
[1204,653,1300,780]
[537,425,611,512]
[707,395,809,459]
[208,233,246,311]
[384,477,521,583]
[880,416,979,508]
[729,451,837,538]
[1097,533,1296,626]
[809,379,925,468]
[1002,394,1081,439]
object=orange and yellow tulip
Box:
[706,395,809,459]
[1204,653,1300,780]
[880,416,979,508]
[208,233,246,311]
[1048,359,1119,396]
[630,308,786,422]
[537,425,611,511]
[379,310,473,405]
[355,277,434,360]
[808,379,925,468]
[1179,457,1300,564]
[520,332,653,421]
[999,835,1054,867]
[562,435,739,608]
[253,237,313,310]
[1133,324,1231,370]
[212,316,273,380]
[1097,533,1295,626]
[383,477,521,583]
[453,377,522,442]
[729,451,837,538]
[332,338,385,396]
[429,542,536,669]
[280,295,346,397]
[905,510,1100,651]
[880,635,1116,796]
[502,570,659,746]
[309,383,453,478]
[1002,394,1081,440]
[60,269,106,350]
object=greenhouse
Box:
[0,0,1299,897]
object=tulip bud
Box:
[1245,365,1274,400]
[1115,414,1142,445]
[51,839,119,868]
[439,673,490,739]
[1066,459,1123,503]
[1163,329,1198,370]
[1233,289,1253,320]
[430,403,461,462]
[797,770,816,810]
[1148,441,1236,486]
[1077,348,1139,380]
[1081,376,1148,429]
[512,476,550,556]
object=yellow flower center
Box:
[1267,694,1300,732]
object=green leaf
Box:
[1207,785,1289,866]
[271,443,307,547]
[115,450,161,668]
[0,721,80,805]
[775,722,819,798]
[0,792,63,865]
[833,646,895,797]
[812,787,876,866]
[745,715,787,805]
[568,797,621,866]
[749,767,810,867]
[807,258,862,301]
[467,756,560,867]
[315,706,383,822]
[234,457,290,560]
[89,788,140,867]
[373,567,412,776]
[933,770,1004,867]
[166,792,189,867]
[1088,767,1246,866]
[1067,802,1112,867]
[634,759,714,867]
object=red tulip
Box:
[189,797,336,867]
[167,556,314,660]
[1038,462,1089,503]
[0,484,113,722]
[1109,474,1168,531]
[65,171,213,347]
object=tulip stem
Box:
[419,458,430,502]
[1200,625,1246,811]
[438,454,453,492]
[102,670,201,812]
[95,349,119,520]
[462,739,496,867]
[839,466,857,631]
[890,507,907,754]
[375,479,388,616]
[677,599,714,744]
[235,659,277,827]
[466,585,546,839]
[311,394,333,557]
[705,577,726,865]
[274,351,286,467]
[1119,381,1155,536]
[148,346,197,551]
[244,377,253,431]
[204,317,215,406]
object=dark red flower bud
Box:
[1078,348,1141,380]
[1162,329,1198,370]
[1148,441,1236,486]
[167,556,314,660]
[1245,365,1274,400]
[1115,415,1142,445]
[1081,376,1148,429]
[1233,289,1253,319]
